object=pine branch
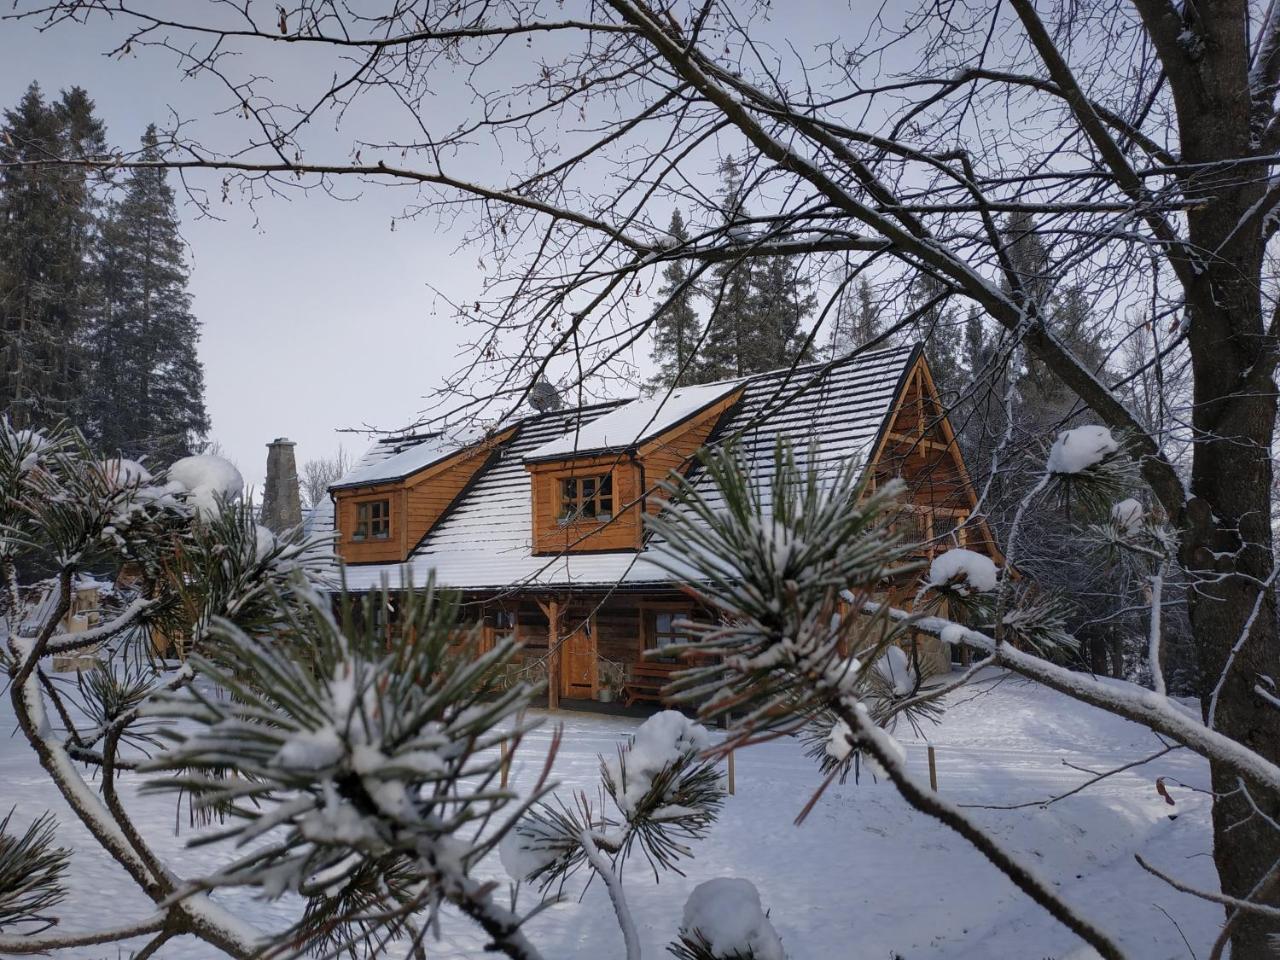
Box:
[0,809,69,934]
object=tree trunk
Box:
[1136,5,1280,947]
[1182,169,1280,960]
[1183,356,1280,951]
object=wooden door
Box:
[561,618,597,699]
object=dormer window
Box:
[353,499,391,541]
[559,473,613,523]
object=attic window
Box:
[353,499,391,541]
[559,474,613,522]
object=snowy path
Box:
[0,671,1221,959]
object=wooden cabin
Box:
[308,344,1000,708]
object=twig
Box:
[961,744,1181,810]
[1135,853,1280,920]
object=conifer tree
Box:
[701,158,816,378]
[827,276,882,359]
[86,126,209,460]
[746,255,815,373]
[649,209,703,389]
[0,83,105,429]
[699,158,753,381]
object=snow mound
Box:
[927,548,999,595]
[166,455,244,517]
[1111,497,1144,534]
[680,878,786,960]
[1046,425,1118,475]
[607,710,711,816]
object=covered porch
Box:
[460,587,707,709]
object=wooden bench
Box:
[623,660,680,707]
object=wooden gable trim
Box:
[634,386,746,460]
[402,426,517,490]
[867,350,1004,565]
[636,385,744,514]
[865,344,927,484]
[405,427,518,556]
[522,386,742,465]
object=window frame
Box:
[644,605,695,660]
[352,498,392,541]
[558,472,614,524]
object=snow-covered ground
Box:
[3,670,1221,959]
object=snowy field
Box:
[3,669,1222,959]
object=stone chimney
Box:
[262,438,303,534]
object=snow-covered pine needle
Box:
[0,809,70,934]
[138,576,548,960]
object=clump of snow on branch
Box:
[872,645,915,696]
[1046,425,1118,475]
[1111,498,1145,534]
[676,878,786,960]
[498,823,566,883]
[0,421,50,477]
[606,710,713,817]
[825,719,854,763]
[926,548,999,595]
[824,707,906,779]
[165,454,244,517]
[100,458,152,489]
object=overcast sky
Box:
[0,11,528,493]
[0,2,877,494]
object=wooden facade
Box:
[524,387,743,554]
[325,348,998,706]
[333,428,513,564]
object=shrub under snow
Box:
[678,878,786,960]
[1046,425,1118,475]
[926,548,999,595]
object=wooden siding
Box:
[526,454,645,554]
[868,356,1001,562]
[334,487,408,564]
[524,388,742,555]
[403,442,498,547]
[637,388,743,515]
[523,593,698,701]
[334,430,511,564]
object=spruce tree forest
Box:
[0,82,209,462]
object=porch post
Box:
[547,598,561,711]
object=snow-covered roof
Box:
[524,381,741,462]
[333,343,919,593]
[330,425,493,490]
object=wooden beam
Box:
[547,598,561,711]
[884,431,952,452]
